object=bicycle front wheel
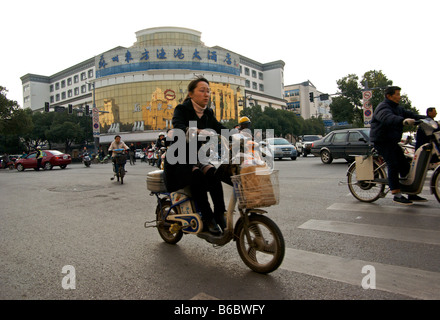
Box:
[347,160,386,202]
[119,166,125,184]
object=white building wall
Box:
[263,68,284,99]
[22,80,50,111]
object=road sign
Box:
[362,91,373,128]
[92,106,100,137]
[363,90,372,100]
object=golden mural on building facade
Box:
[95,81,243,132]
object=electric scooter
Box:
[145,134,285,274]
[346,118,440,202]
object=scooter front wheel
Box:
[235,214,285,274]
[119,166,125,184]
[432,168,440,203]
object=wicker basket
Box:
[231,168,279,209]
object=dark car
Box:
[15,150,72,171]
[310,128,371,164]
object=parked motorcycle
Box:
[147,148,155,166]
[345,118,440,203]
[145,134,285,273]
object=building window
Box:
[55,82,60,90]
[56,94,60,101]
[67,78,72,86]
[252,82,257,90]
[74,87,79,96]
[81,85,87,93]
[61,92,66,100]
[68,90,72,98]
[259,72,263,80]
[252,70,257,78]
[88,69,94,78]
[259,84,264,92]
[81,72,86,81]
[245,80,250,88]
[61,80,66,88]
[50,85,54,92]
[245,67,249,76]
[24,96,30,103]
[50,96,54,103]
[74,75,79,83]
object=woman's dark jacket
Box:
[164,99,226,192]
[370,98,424,144]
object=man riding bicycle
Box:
[108,135,129,180]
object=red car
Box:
[15,150,71,171]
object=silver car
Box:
[261,138,297,160]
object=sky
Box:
[1,0,439,118]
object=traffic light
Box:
[68,104,73,114]
[85,105,90,115]
[309,92,314,102]
[44,102,49,112]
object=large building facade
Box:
[284,80,332,120]
[21,27,286,144]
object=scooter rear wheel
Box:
[347,160,386,202]
[235,214,285,274]
[156,199,183,244]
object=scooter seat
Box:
[174,186,192,197]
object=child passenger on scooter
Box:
[163,76,226,235]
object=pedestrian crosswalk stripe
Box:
[328,202,440,217]
[298,219,440,245]
[281,248,440,300]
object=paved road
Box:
[0,157,439,300]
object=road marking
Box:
[298,219,440,245]
[328,202,440,217]
[281,248,440,300]
[190,292,219,300]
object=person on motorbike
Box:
[155,132,167,168]
[108,135,129,179]
[415,107,439,168]
[370,86,427,205]
[164,76,226,235]
[81,147,90,166]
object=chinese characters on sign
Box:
[98,48,235,69]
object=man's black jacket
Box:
[370,98,424,144]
